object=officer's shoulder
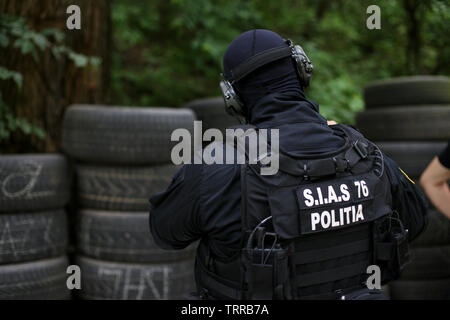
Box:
[333,124,368,142]
[178,162,204,183]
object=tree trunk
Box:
[0,0,111,153]
[402,0,424,74]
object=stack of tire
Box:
[356,75,450,299]
[0,154,71,299]
[183,97,239,134]
[63,105,197,300]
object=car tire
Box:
[0,154,70,213]
[77,210,196,263]
[376,142,447,179]
[0,210,68,264]
[412,209,450,247]
[76,164,178,211]
[364,76,450,108]
[400,245,450,280]
[0,256,70,300]
[389,278,450,300]
[356,106,450,141]
[76,255,196,300]
[183,97,239,132]
[63,105,195,165]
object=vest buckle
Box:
[303,163,309,181]
[333,157,349,173]
[353,140,369,159]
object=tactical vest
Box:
[195,124,410,300]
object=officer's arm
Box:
[419,156,450,219]
[149,164,203,250]
[383,155,428,242]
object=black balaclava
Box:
[223,29,345,155]
[223,29,321,125]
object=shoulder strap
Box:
[278,125,370,179]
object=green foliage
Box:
[0,66,23,88]
[0,13,100,143]
[0,94,45,140]
[111,0,449,124]
[110,0,261,107]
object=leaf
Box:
[0,67,23,88]
[6,113,17,130]
[18,119,32,134]
[12,72,23,88]
[41,28,65,43]
[90,57,102,67]
[9,19,27,37]
[33,126,46,139]
[13,37,36,57]
[0,125,10,140]
[31,32,48,51]
[0,32,9,48]
[51,45,68,60]
[68,51,89,67]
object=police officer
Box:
[149,29,428,300]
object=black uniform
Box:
[149,92,428,298]
[150,29,428,299]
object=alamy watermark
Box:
[366,264,381,290]
[66,265,81,290]
[170,121,280,175]
[64,4,380,31]
[367,5,381,30]
[66,5,81,30]
[64,263,381,293]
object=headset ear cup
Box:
[220,80,245,117]
[294,57,307,87]
[292,45,314,88]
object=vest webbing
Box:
[196,124,394,300]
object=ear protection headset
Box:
[220,39,314,119]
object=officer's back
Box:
[149,29,428,300]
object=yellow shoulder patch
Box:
[399,167,415,184]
